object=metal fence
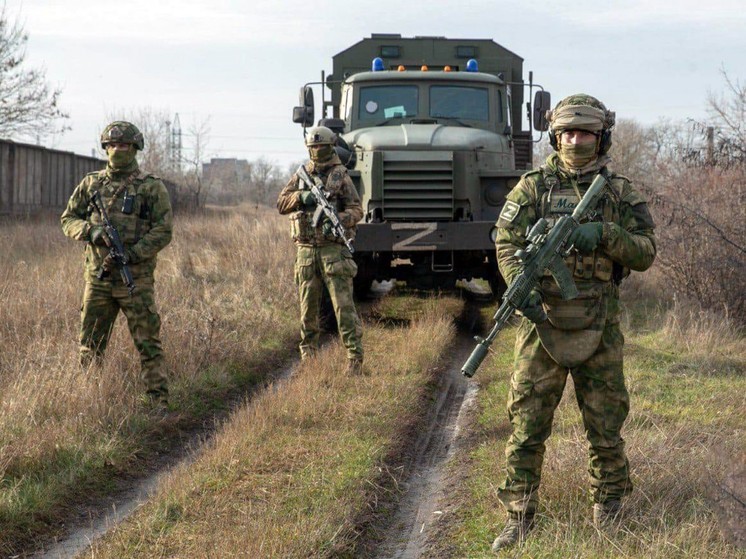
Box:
[0,139,104,215]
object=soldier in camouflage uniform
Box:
[61,121,173,406]
[490,95,656,551]
[277,126,364,375]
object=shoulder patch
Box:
[499,200,521,223]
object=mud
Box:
[367,298,487,559]
[372,337,477,559]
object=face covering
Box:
[309,144,334,163]
[107,146,137,169]
[558,140,598,169]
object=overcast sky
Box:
[7,0,745,167]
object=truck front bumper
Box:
[354,221,496,252]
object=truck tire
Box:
[353,253,376,300]
[489,274,507,300]
[319,285,337,333]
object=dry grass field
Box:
[1,206,744,558]
[0,206,299,555]
[87,296,463,558]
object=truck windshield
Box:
[430,85,489,121]
[359,85,418,122]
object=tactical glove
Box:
[102,252,115,272]
[299,190,317,208]
[89,225,109,247]
[321,217,334,237]
[568,222,603,254]
[517,289,547,324]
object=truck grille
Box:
[382,159,454,220]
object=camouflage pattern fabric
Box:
[294,244,363,360]
[61,161,172,396]
[494,152,656,515]
[79,280,167,394]
[61,161,173,281]
[276,155,363,247]
[277,156,364,361]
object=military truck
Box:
[293,34,550,297]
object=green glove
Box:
[299,190,317,208]
[321,217,334,237]
[89,225,109,247]
[568,222,603,254]
[517,289,547,324]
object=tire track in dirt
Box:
[370,301,485,559]
[31,283,396,559]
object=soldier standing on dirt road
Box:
[61,121,173,409]
[490,94,657,551]
[277,125,365,375]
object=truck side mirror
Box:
[292,86,315,126]
[533,91,551,131]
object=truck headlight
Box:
[489,226,498,243]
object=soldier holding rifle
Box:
[277,126,364,375]
[61,121,173,408]
[488,95,656,551]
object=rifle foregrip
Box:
[461,341,489,378]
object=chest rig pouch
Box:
[290,167,344,245]
[534,172,611,368]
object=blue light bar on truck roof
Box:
[372,57,385,71]
[466,59,479,72]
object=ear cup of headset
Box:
[598,129,612,155]
[549,128,558,150]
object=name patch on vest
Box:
[549,190,581,214]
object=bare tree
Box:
[180,118,213,210]
[683,69,746,168]
[249,157,286,207]
[0,3,68,139]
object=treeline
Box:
[108,108,298,211]
[597,74,745,323]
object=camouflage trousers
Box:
[294,244,363,361]
[497,318,632,516]
[79,280,168,395]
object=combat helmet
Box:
[100,121,145,150]
[305,126,336,147]
[546,94,615,154]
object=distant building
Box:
[202,158,252,205]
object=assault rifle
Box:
[90,190,136,295]
[296,165,355,254]
[461,173,609,378]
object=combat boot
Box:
[491,513,535,552]
[593,499,622,529]
[345,359,365,376]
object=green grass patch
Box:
[438,296,745,557]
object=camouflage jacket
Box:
[276,156,363,247]
[496,154,656,322]
[61,163,173,283]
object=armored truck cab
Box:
[293,35,550,296]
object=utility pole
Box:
[171,113,182,172]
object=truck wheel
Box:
[319,286,337,333]
[489,274,507,300]
[353,253,376,300]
